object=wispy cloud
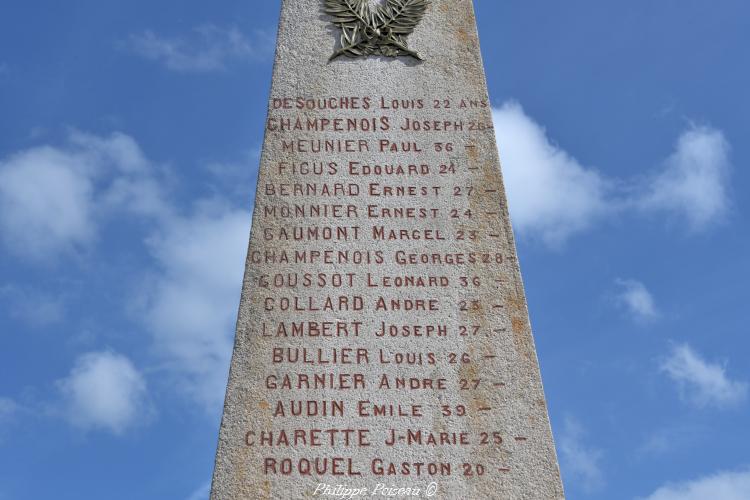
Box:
[57,351,152,434]
[0,131,170,261]
[1,284,65,328]
[185,481,210,500]
[205,148,261,201]
[0,398,18,423]
[639,467,750,500]
[125,25,273,72]
[492,102,612,246]
[141,200,250,410]
[638,424,708,456]
[614,278,659,322]
[559,416,605,493]
[1,131,249,414]
[638,126,731,230]
[660,344,748,409]
[0,397,19,444]
[492,103,733,246]
[0,142,97,258]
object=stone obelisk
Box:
[210,1,564,498]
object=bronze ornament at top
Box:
[324,0,430,62]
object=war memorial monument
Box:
[210,1,565,498]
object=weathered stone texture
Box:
[211,1,564,498]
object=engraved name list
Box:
[210,2,564,499]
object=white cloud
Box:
[615,279,658,321]
[0,398,17,422]
[640,468,750,500]
[185,481,210,500]
[0,131,169,261]
[0,397,19,444]
[126,25,272,72]
[0,145,95,258]
[639,126,731,230]
[67,130,171,220]
[492,102,612,246]
[143,200,250,410]
[57,351,151,434]
[68,130,150,172]
[558,416,605,493]
[1,130,248,413]
[660,344,748,408]
[491,103,733,245]
[205,148,261,201]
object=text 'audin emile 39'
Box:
[210,1,565,499]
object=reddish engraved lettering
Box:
[367,274,449,288]
[263,204,359,219]
[281,139,369,153]
[273,400,345,417]
[263,225,362,241]
[264,295,364,312]
[246,428,371,447]
[394,251,504,265]
[271,96,372,110]
[265,183,360,197]
[264,457,362,477]
[379,97,424,109]
[385,429,470,446]
[272,347,370,365]
[374,297,439,312]
[366,205,440,219]
[250,250,384,265]
[348,161,430,176]
[265,372,366,390]
[262,321,362,337]
[371,460,451,476]
[377,350,436,366]
[378,140,422,153]
[377,375,447,390]
[267,116,390,133]
[258,273,356,289]
[357,401,423,418]
[372,226,446,241]
[376,322,448,337]
[399,118,464,132]
[277,161,338,176]
[368,184,440,197]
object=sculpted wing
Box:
[377,0,430,36]
[323,0,370,28]
[324,0,375,59]
[324,0,429,61]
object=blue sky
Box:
[0,1,748,499]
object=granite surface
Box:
[210,1,565,498]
